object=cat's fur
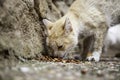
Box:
[43,0,110,61]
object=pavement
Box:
[0,58,120,80]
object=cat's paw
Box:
[86,51,101,62]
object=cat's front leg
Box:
[86,29,106,62]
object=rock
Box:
[81,68,88,75]
[37,0,61,21]
[0,0,44,58]
[54,1,69,16]
[96,70,104,77]
[20,67,31,73]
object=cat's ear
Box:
[64,17,73,34]
[42,19,53,28]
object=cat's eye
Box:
[58,45,63,49]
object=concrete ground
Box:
[0,57,120,80]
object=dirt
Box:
[0,57,120,80]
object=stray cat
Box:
[43,0,108,62]
[104,24,120,57]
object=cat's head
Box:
[43,18,77,58]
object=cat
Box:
[43,0,108,62]
[104,24,120,57]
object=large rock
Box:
[0,0,44,58]
[37,0,61,21]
